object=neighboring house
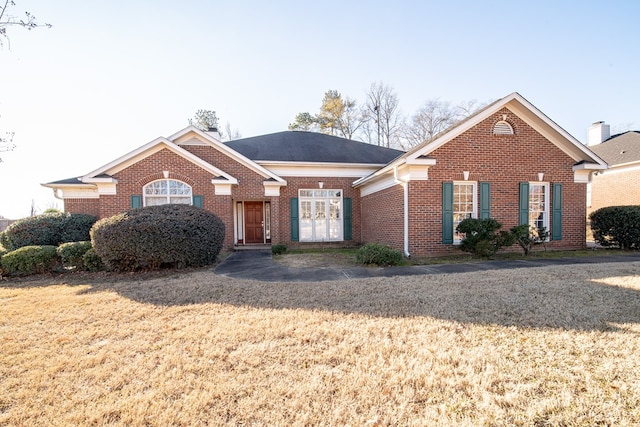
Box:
[42,92,606,257]
[586,121,640,217]
[0,216,16,233]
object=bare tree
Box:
[1,1,50,162]
[0,0,51,47]
[223,122,242,141]
[0,126,14,163]
[364,82,403,148]
[400,99,485,149]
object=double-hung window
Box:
[298,189,343,242]
[528,183,549,232]
[453,181,477,243]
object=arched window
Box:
[493,120,514,135]
[143,179,192,206]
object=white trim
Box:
[528,181,550,235]
[297,189,344,242]
[259,161,385,178]
[359,175,399,197]
[452,181,478,244]
[83,137,238,184]
[356,92,608,190]
[167,126,286,184]
[264,180,286,197]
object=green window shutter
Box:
[290,197,299,242]
[131,195,142,209]
[479,182,491,219]
[519,182,530,225]
[193,195,203,208]
[442,182,454,244]
[344,197,352,240]
[552,183,562,240]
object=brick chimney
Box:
[587,121,610,146]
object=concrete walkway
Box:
[214,250,640,282]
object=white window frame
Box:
[528,182,550,237]
[453,181,477,244]
[298,189,343,242]
[143,179,193,206]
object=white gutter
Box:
[393,166,411,258]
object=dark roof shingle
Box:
[225,131,404,164]
[590,131,640,166]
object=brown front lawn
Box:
[1,262,639,425]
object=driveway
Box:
[214,250,640,282]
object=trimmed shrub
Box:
[356,243,403,266]
[457,218,515,257]
[590,205,640,249]
[271,244,287,255]
[57,241,93,270]
[1,245,60,276]
[2,212,97,251]
[82,248,103,272]
[91,204,225,272]
[511,224,548,255]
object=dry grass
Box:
[1,262,640,426]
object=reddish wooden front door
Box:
[244,202,264,244]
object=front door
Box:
[244,202,264,244]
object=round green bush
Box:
[356,243,403,266]
[2,212,97,251]
[57,241,93,270]
[1,245,60,276]
[82,248,104,272]
[590,205,640,249]
[271,244,287,255]
[91,204,225,272]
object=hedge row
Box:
[0,212,97,251]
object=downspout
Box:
[393,166,411,258]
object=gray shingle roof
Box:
[590,131,640,166]
[225,131,404,164]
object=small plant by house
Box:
[0,212,97,251]
[356,243,403,266]
[456,218,515,258]
[1,245,61,276]
[57,241,93,270]
[510,224,548,255]
[91,204,225,272]
[271,244,287,255]
[590,205,640,249]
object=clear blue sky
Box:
[1,0,639,219]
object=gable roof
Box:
[589,131,640,167]
[225,131,404,164]
[355,92,607,187]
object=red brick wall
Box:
[588,167,640,215]
[363,108,587,257]
[361,185,404,250]
[62,144,363,250]
[64,198,100,217]
[276,176,362,247]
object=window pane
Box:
[298,189,343,242]
[300,200,313,241]
[453,183,476,243]
[315,200,327,241]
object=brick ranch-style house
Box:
[585,121,640,218]
[43,92,606,257]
